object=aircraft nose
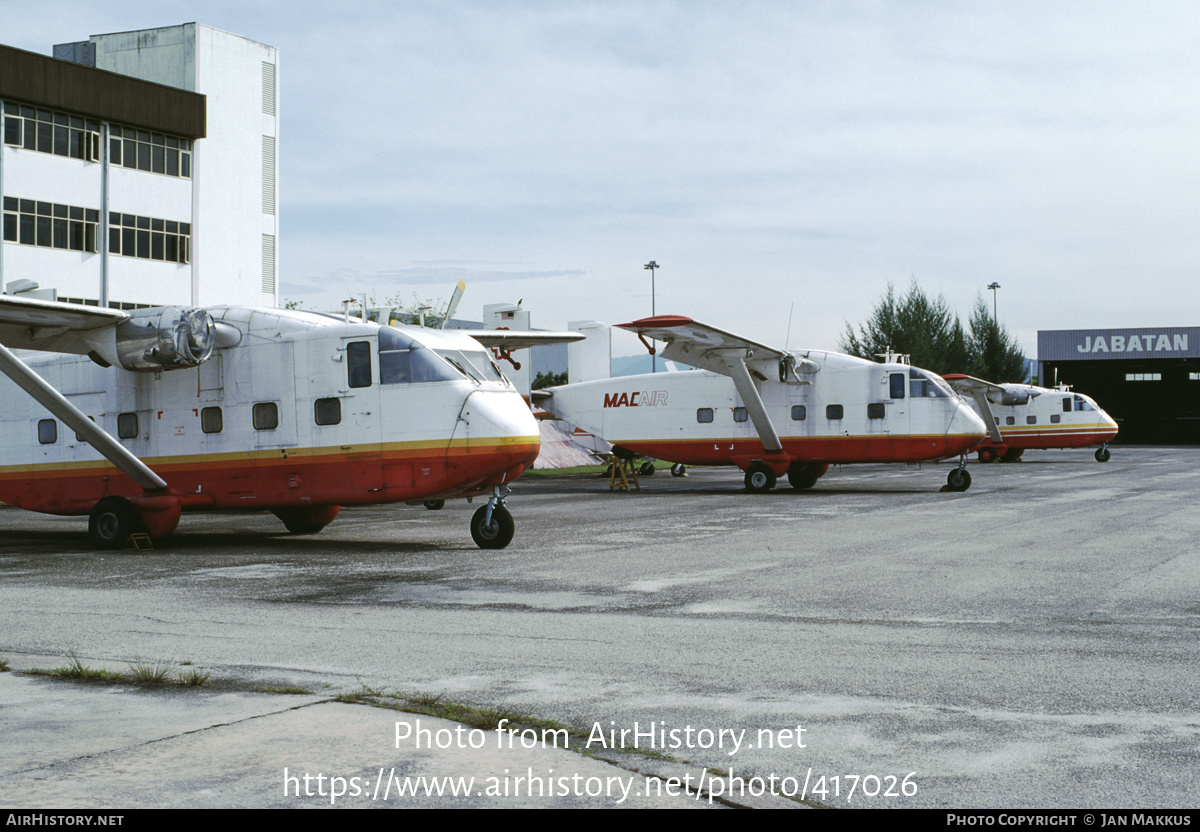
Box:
[946,399,987,455]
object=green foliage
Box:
[532,371,568,389]
[841,280,1026,382]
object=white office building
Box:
[1,23,278,309]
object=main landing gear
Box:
[471,485,515,549]
[744,463,777,493]
[88,498,143,549]
[1095,445,1111,463]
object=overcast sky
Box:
[7,1,1200,358]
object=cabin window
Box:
[1006,416,1015,426]
[314,397,341,426]
[697,408,714,423]
[253,402,279,431]
[37,419,56,444]
[74,415,96,443]
[890,373,906,399]
[733,407,748,423]
[117,412,139,439]
[201,407,223,434]
[994,417,1000,425]
[1050,414,1061,424]
[1027,416,1037,425]
[791,405,806,421]
[826,404,844,420]
[347,341,372,388]
[867,403,886,419]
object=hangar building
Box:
[1,24,278,309]
[1038,327,1200,443]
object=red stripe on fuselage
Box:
[611,433,980,467]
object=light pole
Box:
[987,282,1001,320]
[644,261,659,372]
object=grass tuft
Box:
[178,667,211,687]
[0,658,10,672]
[48,651,121,682]
[129,659,175,686]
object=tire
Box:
[744,463,776,493]
[423,500,446,510]
[639,461,656,476]
[1001,448,1024,462]
[1095,447,1111,463]
[88,498,142,549]
[946,468,972,492]
[977,448,995,464]
[272,506,339,534]
[471,504,515,549]
[786,463,818,490]
[670,463,687,477]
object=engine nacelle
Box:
[987,384,1038,407]
[114,307,216,372]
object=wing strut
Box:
[0,342,168,490]
[724,354,783,454]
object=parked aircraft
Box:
[0,295,580,549]
[535,316,988,492]
[943,374,1118,462]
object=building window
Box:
[314,398,341,426]
[107,125,191,178]
[733,407,748,423]
[2,101,99,161]
[201,407,223,434]
[791,405,806,421]
[253,402,279,431]
[826,404,843,420]
[117,412,139,439]
[696,408,713,423]
[37,419,57,445]
[867,403,886,419]
[108,213,190,263]
[1125,373,1161,381]
[4,197,98,252]
[1189,372,1200,381]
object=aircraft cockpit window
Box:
[315,397,341,426]
[1073,396,1095,412]
[253,402,279,431]
[347,341,372,388]
[890,373,906,399]
[37,419,56,445]
[201,407,223,434]
[459,350,506,383]
[909,369,950,398]
[378,329,460,384]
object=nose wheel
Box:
[946,460,972,492]
[1095,445,1111,463]
[471,485,515,549]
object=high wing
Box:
[941,374,1005,443]
[616,316,819,455]
[0,294,128,356]
[470,330,586,350]
[0,296,165,489]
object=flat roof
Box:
[0,43,205,138]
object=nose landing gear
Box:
[471,485,515,549]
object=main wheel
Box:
[744,463,776,493]
[946,468,972,492]
[1001,448,1025,462]
[471,504,515,549]
[670,463,687,477]
[1095,447,1111,463]
[88,498,142,549]
[787,463,819,489]
[639,461,656,476]
[977,448,996,464]
[423,500,446,510]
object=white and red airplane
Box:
[536,315,989,492]
[942,374,1118,462]
[0,294,579,549]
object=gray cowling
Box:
[987,385,1036,407]
[114,307,216,372]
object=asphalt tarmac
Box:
[1,447,1196,809]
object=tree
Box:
[966,298,1026,382]
[532,371,568,389]
[841,280,1026,382]
[840,280,969,373]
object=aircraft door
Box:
[885,370,910,435]
[250,341,298,449]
